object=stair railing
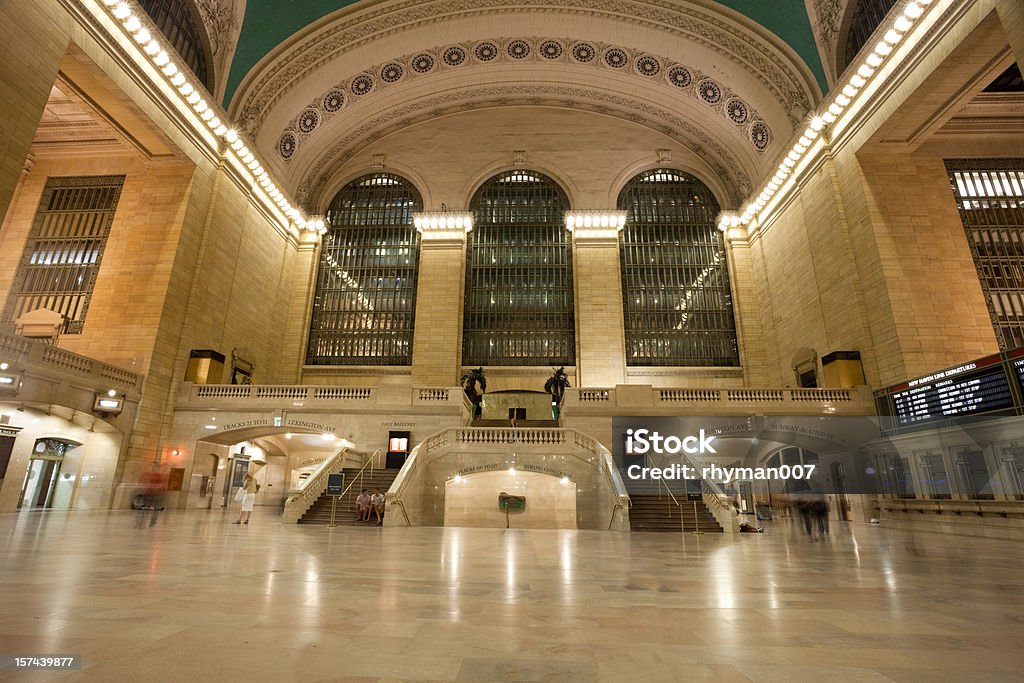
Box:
[702,479,740,533]
[645,452,685,532]
[337,449,383,502]
[282,446,365,523]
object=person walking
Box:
[136,469,168,528]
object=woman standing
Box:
[233,471,260,524]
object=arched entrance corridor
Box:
[0,402,123,512]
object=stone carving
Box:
[809,0,845,79]
[195,0,238,56]
[232,0,816,137]
[294,84,752,209]
[276,37,769,160]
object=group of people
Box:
[795,492,830,538]
[356,489,385,524]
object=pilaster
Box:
[411,212,472,386]
[568,211,627,388]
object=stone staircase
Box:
[297,468,400,525]
[625,478,723,533]
[628,494,723,532]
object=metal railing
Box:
[282,446,366,523]
[336,449,382,501]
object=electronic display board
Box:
[879,352,1018,430]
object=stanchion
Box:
[328,496,338,528]
[692,501,704,535]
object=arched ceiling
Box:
[225,0,825,210]
[225,0,829,102]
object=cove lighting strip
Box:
[87,0,324,235]
[413,212,474,232]
[565,211,627,231]
[718,0,942,233]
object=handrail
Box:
[645,452,684,531]
[391,498,412,526]
[283,446,365,523]
[337,449,381,500]
[701,479,739,532]
[608,501,623,530]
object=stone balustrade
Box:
[0,331,143,393]
[0,332,143,434]
[178,382,462,412]
[385,426,630,531]
[565,384,876,415]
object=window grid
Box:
[842,0,898,74]
[306,174,422,366]
[946,160,1024,349]
[2,176,124,334]
[618,169,739,366]
[137,0,210,89]
[463,171,575,366]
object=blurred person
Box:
[812,492,830,537]
[136,469,168,528]
[795,492,814,536]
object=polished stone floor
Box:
[1,509,1023,682]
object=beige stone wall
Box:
[855,153,997,384]
[0,155,194,375]
[0,3,71,226]
[410,239,467,387]
[746,155,875,386]
[572,235,627,387]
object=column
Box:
[568,211,627,388]
[0,4,70,223]
[410,213,472,386]
[997,0,1024,66]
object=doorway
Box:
[19,439,78,509]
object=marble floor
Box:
[0,509,1023,682]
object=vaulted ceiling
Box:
[218,0,827,210]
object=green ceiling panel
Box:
[224,0,827,107]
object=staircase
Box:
[628,494,723,532]
[297,468,400,525]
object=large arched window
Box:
[841,0,898,74]
[464,171,575,366]
[306,174,422,366]
[137,0,211,90]
[618,169,739,367]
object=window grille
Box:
[463,171,575,366]
[618,169,739,366]
[946,160,1024,349]
[2,176,124,334]
[306,174,422,366]
[842,0,898,74]
[137,0,210,89]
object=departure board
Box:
[889,365,1013,426]
[1012,356,1024,396]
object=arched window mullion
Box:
[306,173,422,366]
[464,171,574,366]
[618,169,739,367]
